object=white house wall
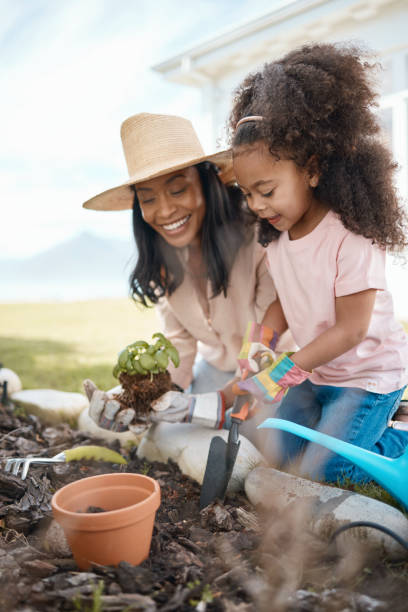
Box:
[210,2,408,148]
[154,0,407,148]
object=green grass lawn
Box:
[0,299,158,393]
[3,301,405,395]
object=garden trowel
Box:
[200,394,249,510]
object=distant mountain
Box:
[0,233,137,301]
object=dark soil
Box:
[115,371,173,424]
[1,399,408,611]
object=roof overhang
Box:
[153,0,397,86]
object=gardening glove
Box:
[83,379,136,432]
[150,390,226,429]
[238,321,279,375]
[234,352,311,404]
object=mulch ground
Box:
[1,399,408,612]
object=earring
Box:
[310,177,318,188]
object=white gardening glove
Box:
[83,379,136,432]
[151,390,226,429]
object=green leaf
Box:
[130,340,149,349]
[133,358,147,375]
[152,332,168,344]
[167,346,180,368]
[125,357,135,373]
[118,349,129,368]
[155,349,169,370]
[139,353,156,370]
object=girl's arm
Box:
[222,297,289,406]
[291,288,377,372]
[253,243,278,321]
[261,295,289,336]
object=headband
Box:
[235,115,264,129]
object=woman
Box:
[83,112,289,431]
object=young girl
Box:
[230,43,408,483]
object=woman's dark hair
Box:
[129,162,249,305]
[229,42,407,251]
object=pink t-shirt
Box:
[266,210,408,394]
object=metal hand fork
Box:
[2,445,127,480]
[4,451,66,480]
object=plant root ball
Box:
[115,370,173,424]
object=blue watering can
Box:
[258,418,408,510]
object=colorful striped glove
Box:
[151,391,226,429]
[238,321,280,374]
[236,352,310,403]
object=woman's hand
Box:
[83,379,136,432]
[151,390,226,429]
[84,379,227,431]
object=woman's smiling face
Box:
[136,166,206,248]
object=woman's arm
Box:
[291,288,377,372]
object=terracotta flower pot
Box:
[51,472,160,569]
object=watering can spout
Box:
[258,418,408,510]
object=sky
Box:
[2,1,408,317]
[1,0,281,260]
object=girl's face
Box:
[136,166,206,248]
[233,141,325,240]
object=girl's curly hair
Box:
[229,42,407,251]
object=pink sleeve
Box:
[335,233,387,297]
[155,298,197,389]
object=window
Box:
[379,51,408,200]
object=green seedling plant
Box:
[187,581,214,606]
[73,579,104,612]
[113,332,180,380]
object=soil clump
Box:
[115,371,173,424]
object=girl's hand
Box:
[236,352,311,403]
[151,390,226,429]
[238,321,279,374]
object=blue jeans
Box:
[270,380,408,483]
[188,357,235,394]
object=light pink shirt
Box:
[156,232,293,389]
[266,211,408,394]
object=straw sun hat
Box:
[82,113,233,211]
